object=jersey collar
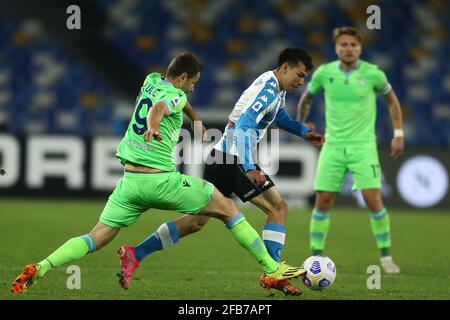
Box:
[271,70,283,93]
[270,70,286,94]
[338,60,361,76]
[160,75,174,87]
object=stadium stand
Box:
[0,0,449,145]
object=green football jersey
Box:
[116,72,187,171]
[307,60,391,146]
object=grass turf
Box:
[1,198,449,300]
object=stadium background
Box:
[0,0,448,208]
[0,0,449,301]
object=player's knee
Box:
[189,216,209,233]
[362,192,383,211]
[279,200,289,216]
[365,198,383,211]
[316,194,334,211]
[263,200,288,222]
[273,200,289,218]
[224,198,239,215]
[216,197,239,220]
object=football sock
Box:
[370,208,391,256]
[310,209,330,254]
[36,234,96,279]
[226,213,278,274]
[134,221,180,262]
[262,224,286,262]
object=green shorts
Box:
[314,144,381,192]
[100,171,215,228]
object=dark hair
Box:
[166,52,204,79]
[277,47,313,71]
[333,26,363,43]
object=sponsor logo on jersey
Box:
[359,77,366,86]
[182,180,190,187]
[171,97,180,107]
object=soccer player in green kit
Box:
[297,27,404,273]
[11,52,305,294]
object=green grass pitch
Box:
[1,198,449,300]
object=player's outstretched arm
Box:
[274,108,325,148]
[143,102,168,142]
[183,102,207,142]
[383,89,404,160]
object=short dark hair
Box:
[333,26,363,43]
[166,52,204,79]
[277,47,313,71]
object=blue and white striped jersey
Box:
[215,71,285,160]
[214,70,311,172]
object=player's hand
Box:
[247,170,266,186]
[304,131,325,148]
[200,125,207,142]
[306,121,316,130]
[391,137,404,160]
[191,122,207,142]
[143,128,162,142]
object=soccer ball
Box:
[301,255,337,290]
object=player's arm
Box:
[235,112,265,186]
[296,91,314,122]
[383,89,404,160]
[274,108,324,147]
[296,65,322,124]
[235,91,276,186]
[183,101,207,142]
[143,102,169,142]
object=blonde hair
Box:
[333,26,363,43]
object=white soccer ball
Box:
[301,255,337,290]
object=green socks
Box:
[310,209,330,254]
[309,207,392,257]
[36,234,96,279]
[370,208,391,256]
[226,213,278,274]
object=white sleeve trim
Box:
[379,83,392,95]
[159,100,172,115]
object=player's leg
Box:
[250,187,288,262]
[361,188,400,273]
[131,215,210,263]
[118,168,304,290]
[213,155,302,295]
[12,222,120,294]
[121,154,226,266]
[12,174,147,294]
[38,222,120,277]
[349,146,400,273]
[212,158,287,262]
[162,172,305,281]
[310,191,338,255]
[249,187,303,296]
[118,210,210,289]
[198,187,305,282]
[310,145,347,255]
